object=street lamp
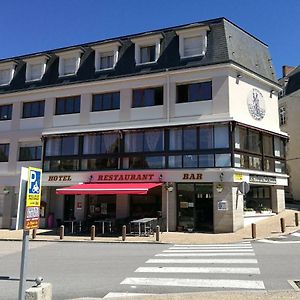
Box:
[164,182,173,232]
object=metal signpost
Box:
[18,167,42,300]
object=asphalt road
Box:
[0,236,300,299]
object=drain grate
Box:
[288,280,300,291]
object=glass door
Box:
[194,184,213,231]
[177,183,213,232]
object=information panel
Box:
[24,167,42,230]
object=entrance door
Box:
[64,195,75,220]
[194,184,213,231]
[177,183,213,232]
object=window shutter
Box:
[64,57,76,75]
[30,63,42,80]
[183,36,203,57]
[0,69,11,85]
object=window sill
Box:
[136,61,157,66]
[58,73,77,78]
[95,67,115,72]
[25,78,42,83]
[180,54,205,59]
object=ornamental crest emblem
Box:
[247,88,265,120]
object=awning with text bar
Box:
[56,183,162,195]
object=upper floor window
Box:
[57,49,82,77]
[24,56,48,82]
[45,136,79,156]
[176,26,209,59]
[19,145,42,161]
[0,143,9,162]
[140,45,156,64]
[92,42,120,71]
[55,96,80,115]
[132,34,162,65]
[132,86,163,108]
[92,92,120,111]
[0,61,16,86]
[0,104,12,121]
[279,106,286,126]
[177,81,212,103]
[83,132,120,154]
[22,100,45,118]
[124,129,164,152]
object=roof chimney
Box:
[282,65,296,77]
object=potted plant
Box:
[259,207,272,214]
[244,207,255,216]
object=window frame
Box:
[92,42,121,72]
[0,104,13,121]
[0,143,9,162]
[132,86,163,108]
[22,100,45,119]
[132,34,162,65]
[57,49,82,77]
[177,81,212,103]
[55,96,81,115]
[19,145,42,161]
[92,92,120,112]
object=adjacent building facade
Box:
[279,66,300,201]
[0,18,288,233]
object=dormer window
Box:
[92,41,120,71]
[0,61,16,86]
[24,55,48,82]
[132,34,162,65]
[57,49,82,77]
[176,26,209,59]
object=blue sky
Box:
[0,0,298,78]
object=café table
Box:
[130,217,157,236]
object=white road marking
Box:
[164,249,253,253]
[156,253,255,257]
[104,292,156,298]
[146,258,258,264]
[121,277,265,289]
[258,239,300,244]
[291,232,300,237]
[135,266,260,274]
[173,243,251,247]
[169,246,252,250]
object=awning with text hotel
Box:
[56,183,162,195]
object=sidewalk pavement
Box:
[2,209,300,300]
[70,290,300,300]
[0,209,299,244]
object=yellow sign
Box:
[26,167,42,207]
[234,173,243,181]
[25,167,42,230]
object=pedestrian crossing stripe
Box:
[155,253,255,257]
[121,277,265,289]
[104,292,156,298]
[135,266,261,274]
[146,258,258,264]
[173,242,251,247]
[169,246,253,250]
[164,249,253,252]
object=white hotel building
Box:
[0,18,287,233]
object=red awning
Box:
[56,183,162,195]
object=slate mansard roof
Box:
[0,17,277,95]
[283,66,300,96]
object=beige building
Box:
[279,66,300,201]
[0,18,288,233]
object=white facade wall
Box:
[0,63,287,230]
